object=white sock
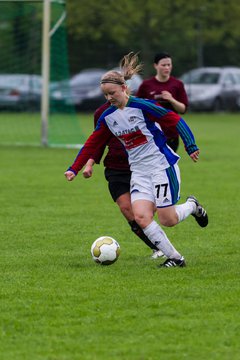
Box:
[175,201,196,223]
[143,220,181,259]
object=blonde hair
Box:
[120,52,143,80]
[100,52,143,86]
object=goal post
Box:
[41,0,50,146]
[0,0,84,147]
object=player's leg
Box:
[105,168,161,253]
[131,198,185,266]
[158,196,208,228]
[115,191,161,253]
[130,172,185,267]
[115,192,134,220]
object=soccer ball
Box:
[91,236,120,265]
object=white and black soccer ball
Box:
[91,236,120,265]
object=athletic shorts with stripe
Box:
[130,163,180,208]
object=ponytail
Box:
[100,52,143,86]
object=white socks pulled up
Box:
[143,220,181,259]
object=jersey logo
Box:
[118,129,147,150]
[112,121,118,126]
[130,188,139,194]
[128,116,137,123]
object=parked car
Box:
[180,67,240,111]
[67,68,106,110]
[51,68,143,111]
[0,74,42,111]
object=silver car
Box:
[180,67,240,111]
[0,74,42,111]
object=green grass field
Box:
[0,112,240,359]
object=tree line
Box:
[1,0,240,79]
[67,0,240,77]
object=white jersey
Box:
[104,106,174,173]
[69,97,198,176]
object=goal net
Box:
[0,0,84,147]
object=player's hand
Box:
[157,91,173,102]
[64,170,76,181]
[190,150,200,162]
[83,164,93,178]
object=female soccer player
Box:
[65,52,208,268]
[83,101,164,259]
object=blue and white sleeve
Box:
[176,118,199,155]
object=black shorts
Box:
[104,168,131,202]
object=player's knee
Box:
[134,213,153,228]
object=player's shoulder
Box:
[129,96,158,109]
[140,76,156,85]
[169,76,184,86]
[129,95,149,104]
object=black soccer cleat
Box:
[187,195,208,228]
[158,256,186,268]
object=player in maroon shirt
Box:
[136,52,188,152]
[82,101,163,258]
